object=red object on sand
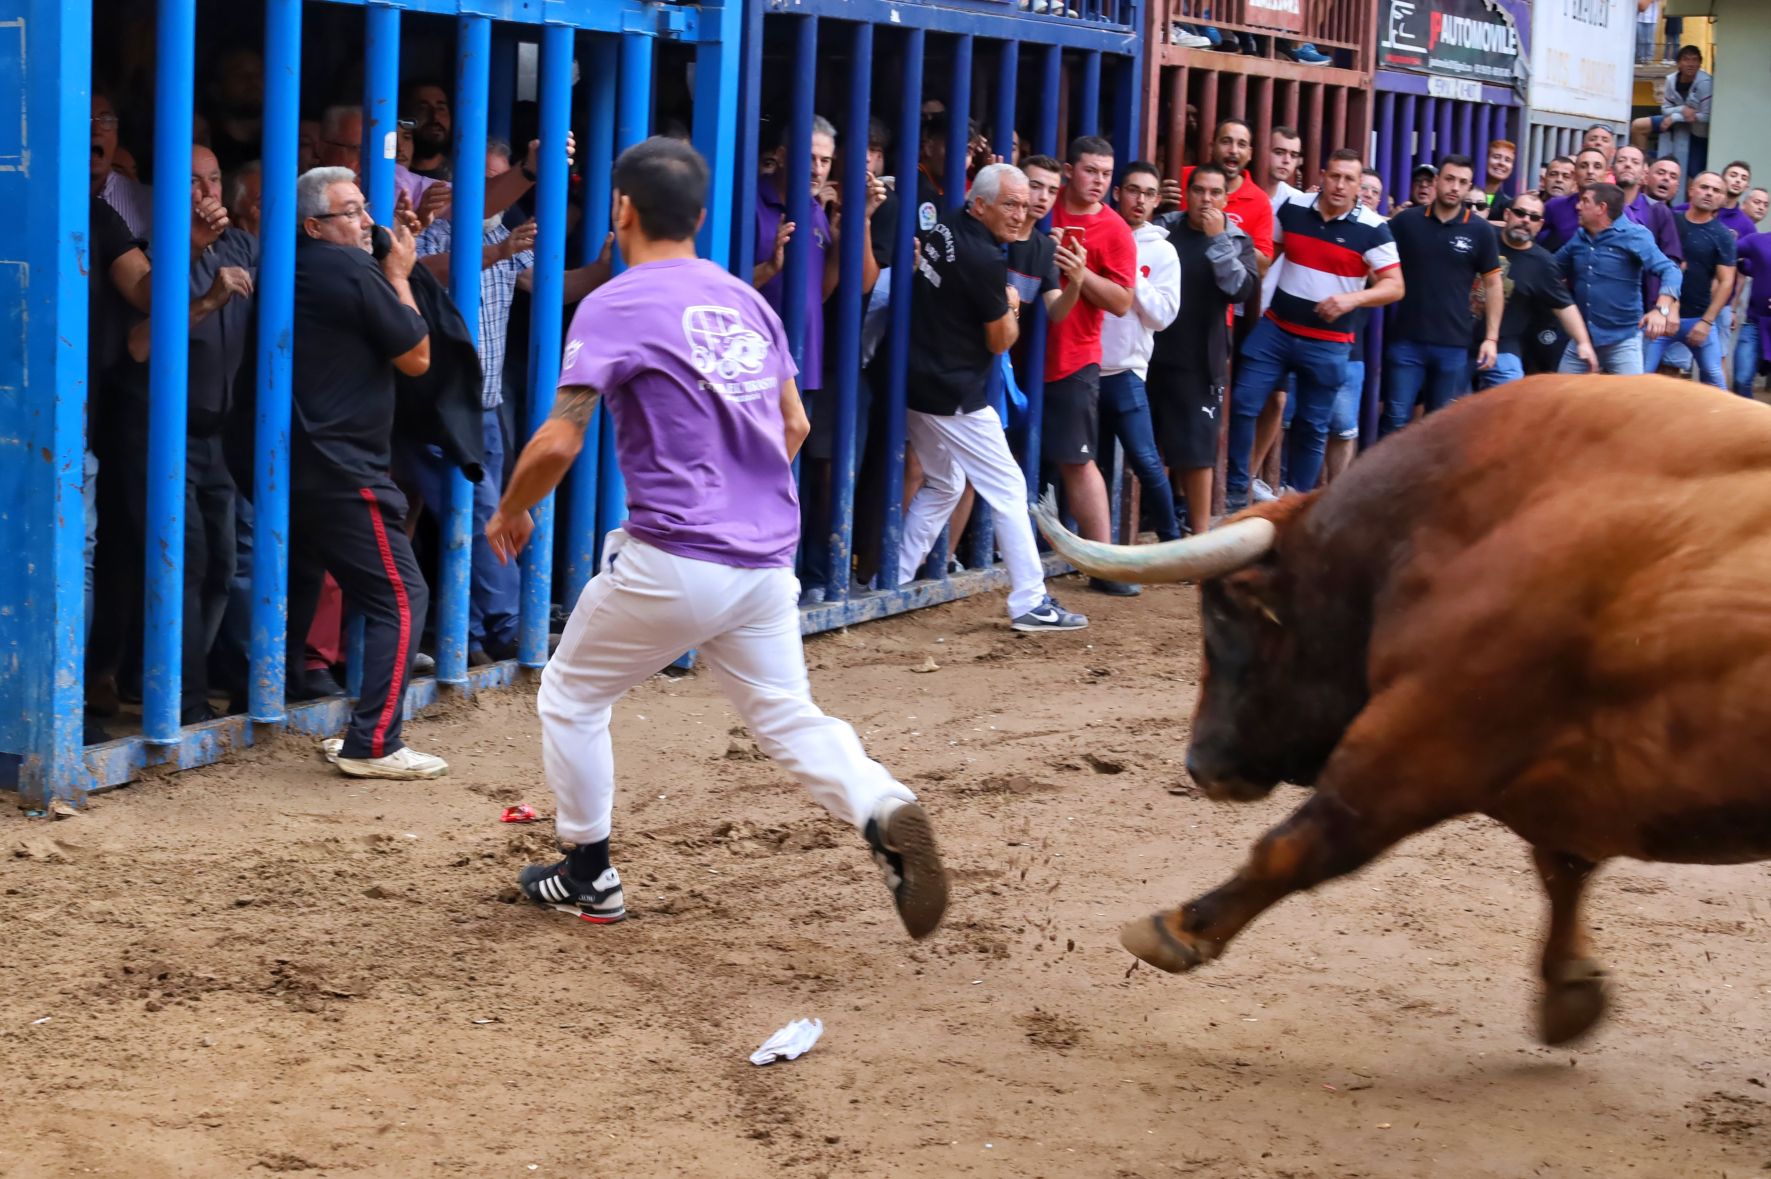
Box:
[500,804,539,824]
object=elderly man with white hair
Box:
[898,162,1087,633]
[287,165,444,780]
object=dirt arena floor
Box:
[5,579,1771,1177]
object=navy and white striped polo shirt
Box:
[1268,194,1400,344]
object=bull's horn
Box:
[1028,487,1275,584]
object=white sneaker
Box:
[320,737,343,764]
[1170,26,1211,46]
[1251,479,1280,504]
[335,745,449,780]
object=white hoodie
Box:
[1100,221,1182,380]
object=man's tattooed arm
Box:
[550,384,601,428]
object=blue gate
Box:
[0,0,1140,805]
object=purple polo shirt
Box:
[755,177,831,390]
[1736,231,1771,359]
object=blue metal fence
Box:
[0,0,1140,805]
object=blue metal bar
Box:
[878,27,925,590]
[1020,43,1062,493]
[363,4,401,222]
[781,16,818,376]
[692,0,744,267]
[439,14,492,686]
[1078,49,1101,142]
[1111,51,1137,172]
[1394,93,1415,201]
[1474,103,1492,192]
[597,30,653,545]
[1435,99,1453,168]
[1,0,94,800]
[250,0,303,725]
[827,20,873,604]
[142,0,197,745]
[760,0,1138,47]
[946,35,974,206]
[736,0,766,279]
[994,41,1019,168]
[565,35,617,605]
[1456,99,1474,162]
[489,25,519,147]
[519,23,574,668]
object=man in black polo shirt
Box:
[899,162,1085,634]
[289,165,445,780]
[1382,154,1502,436]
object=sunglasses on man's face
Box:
[1509,209,1544,223]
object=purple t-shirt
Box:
[1738,232,1771,318]
[755,178,831,390]
[558,257,802,569]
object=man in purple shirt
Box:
[1731,224,1771,397]
[485,137,947,942]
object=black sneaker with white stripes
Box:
[517,860,626,924]
[863,800,948,940]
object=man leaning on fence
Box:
[288,166,446,780]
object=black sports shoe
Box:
[517,860,626,924]
[864,801,948,939]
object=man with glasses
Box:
[288,166,445,780]
[92,92,152,239]
[1477,193,1599,386]
[899,162,1087,633]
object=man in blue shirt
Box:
[1555,183,1682,375]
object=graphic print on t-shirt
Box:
[684,304,775,400]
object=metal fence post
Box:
[828,21,874,605]
[249,0,303,725]
[142,0,197,745]
[519,22,574,668]
[878,27,926,590]
[564,35,617,603]
[439,14,492,686]
[781,16,818,379]
[364,4,402,221]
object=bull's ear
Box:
[1221,566,1283,628]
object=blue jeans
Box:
[1098,370,1181,541]
[1382,340,1472,436]
[1228,319,1347,506]
[1560,335,1643,375]
[1734,320,1762,398]
[1330,361,1364,439]
[1474,351,1526,390]
[1645,318,1726,388]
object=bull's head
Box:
[1031,490,1361,802]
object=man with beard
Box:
[403,81,453,180]
[1474,193,1598,387]
[1156,119,1277,272]
[1382,154,1501,434]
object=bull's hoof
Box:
[1120,912,1212,974]
[1538,960,1609,1046]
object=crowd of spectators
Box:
[80,39,1771,762]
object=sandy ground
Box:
[5,579,1771,1178]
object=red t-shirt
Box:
[1046,197,1137,382]
[1179,165,1276,262]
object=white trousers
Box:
[538,531,915,845]
[899,408,1047,619]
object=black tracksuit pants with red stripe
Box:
[287,482,428,760]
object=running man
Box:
[485,137,947,939]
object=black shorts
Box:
[1041,364,1101,465]
[1147,363,1222,471]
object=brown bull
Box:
[1032,374,1771,1045]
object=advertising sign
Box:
[1529,0,1635,121]
[1380,0,1525,87]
